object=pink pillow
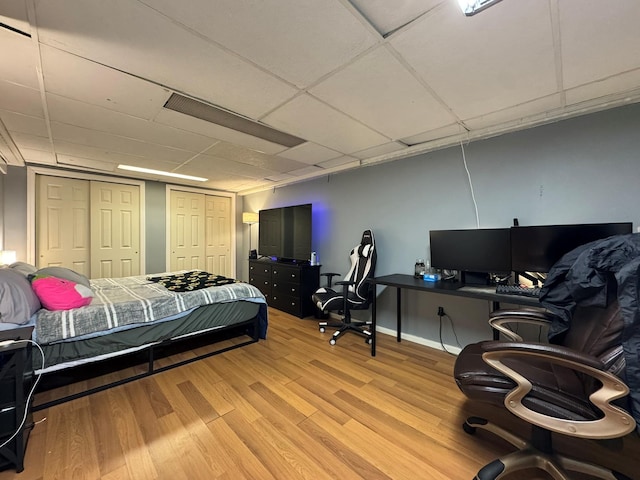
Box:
[31,276,93,311]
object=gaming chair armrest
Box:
[479,341,635,439]
[488,309,556,342]
[334,280,355,312]
[321,272,341,288]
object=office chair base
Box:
[464,417,631,480]
[321,321,372,345]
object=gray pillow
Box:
[32,266,91,288]
[9,262,38,277]
[0,269,41,324]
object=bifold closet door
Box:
[90,181,141,278]
[36,175,90,275]
[170,190,205,271]
[205,195,231,276]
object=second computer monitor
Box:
[510,222,633,273]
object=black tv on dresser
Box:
[258,203,312,263]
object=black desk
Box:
[368,274,541,356]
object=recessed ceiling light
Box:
[118,165,207,182]
[457,0,502,16]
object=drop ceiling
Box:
[1,0,639,194]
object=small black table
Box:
[368,274,541,356]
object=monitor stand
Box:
[461,271,490,286]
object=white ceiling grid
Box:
[0,0,638,193]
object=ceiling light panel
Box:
[164,93,305,148]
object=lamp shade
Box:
[242,212,259,224]
[0,250,17,265]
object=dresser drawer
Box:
[271,266,299,283]
[249,264,272,276]
[269,293,301,316]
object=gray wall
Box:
[243,103,640,348]
[1,166,28,261]
[144,181,167,274]
[2,103,639,349]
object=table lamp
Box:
[242,212,259,259]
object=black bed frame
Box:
[33,313,261,411]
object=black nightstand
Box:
[0,326,35,473]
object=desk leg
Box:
[397,287,402,342]
[371,284,377,357]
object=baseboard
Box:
[327,313,461,355]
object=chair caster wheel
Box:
[319,327,325,333]
[329,339,336,346]
[462,422,476,435]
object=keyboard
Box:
[495,284,541,298]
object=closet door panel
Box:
[90,181,141,279]
[36,175,90,275]
[205,195,231,276]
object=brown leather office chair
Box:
[454,304,636,480]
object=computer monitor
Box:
[430,228,512,281]
[510,222,633,273]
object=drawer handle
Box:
[273,283,278,287]
[273,270,277,274]
[291,274,295,278]
[264,281,268,285]
[291,302,296,306]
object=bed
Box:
[0,265,268,409]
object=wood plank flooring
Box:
[1,308,638,479]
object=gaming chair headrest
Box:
[358,230,375,257]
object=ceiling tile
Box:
[263,94,390,154]
[51,139,185,168]
[565,69,640,107]
[139,0,379,88]
[560,0,640,89]
[276,142,342,165]
[401,124,466,146]
[463,94,563,131]
[56,154,117,172]
[34,0,298,119]
[0,29,39,89]
[0,111,49,137]
[46,94,216,152]
[0,81,44,118]
[50,122,195,163]
[316,155,358,169]
[20,148,56,164]
[41,45,171,120]
[348,0,442,36]
[391,0,557,120]
[310,46,456,139]
[11,131,51,152]
[185,153,281,180]
[350,141,407,159]
[204,142,306,173]
[0,0,30,34]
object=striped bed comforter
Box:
[34,272,266,344]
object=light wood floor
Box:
[2,308,638,479]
